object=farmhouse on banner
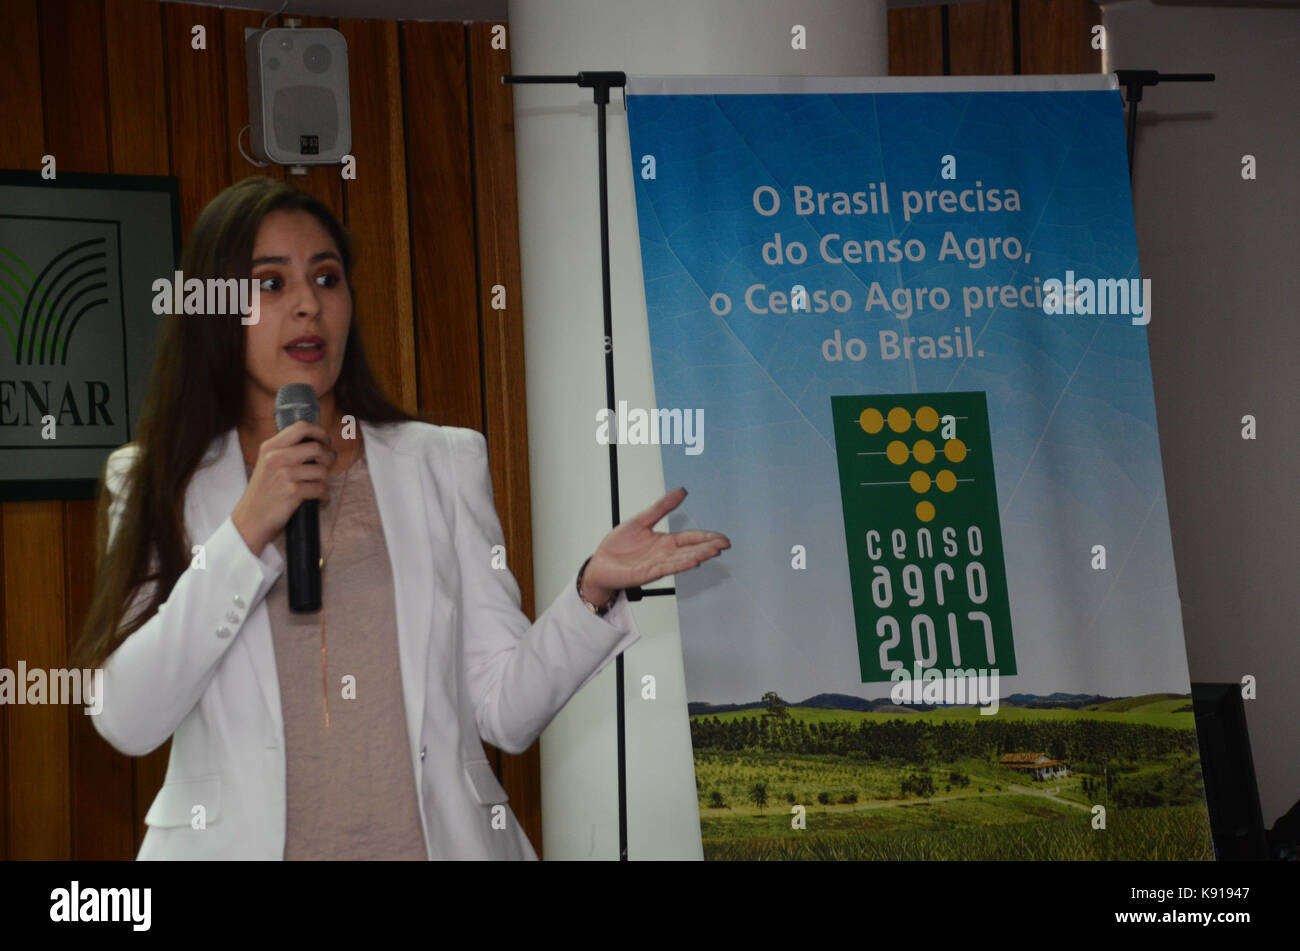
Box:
[999,752,1071,781]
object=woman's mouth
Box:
[285,337,326,363]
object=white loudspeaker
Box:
[245,27,352,166]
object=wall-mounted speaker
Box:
[245,27,352,166]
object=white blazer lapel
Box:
[360,420,436,772]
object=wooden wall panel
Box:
[402,22,481,431]
[337,18,417,415]
[467,21,541,855]
[950,0,1014,75]
[891,0,1102,79]
[105,0,169,178]
[40,0,109,169]
[0,0,44,165]
[164,4,231,236]
[4,506,69,858]
[1021,0,1102,75]
[888,5,944,77]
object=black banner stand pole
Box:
[1114,70,1214,182]
[502,70,673,861]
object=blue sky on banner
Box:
[626,88,1188,704]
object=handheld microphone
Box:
[275,383,322,613]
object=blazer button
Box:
[233,594,245,608]
[216,625,231,638]
[226,610,241,624]
[420,746,426,761]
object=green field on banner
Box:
[691,700,1213,860]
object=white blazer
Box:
[95,419,642,860]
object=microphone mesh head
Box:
[274,383,320,431]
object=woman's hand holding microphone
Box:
[231,420,338,556]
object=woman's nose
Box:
[293,279,323,316]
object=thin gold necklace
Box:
[318,448,359,728]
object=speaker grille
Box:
[272,86,339,154]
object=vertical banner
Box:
[624,76,1213,860]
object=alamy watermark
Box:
[889,663,1000,715]
[595,400,704,456]
[151,270,260,324]
[1042,271,1151,325]
[0,663,102,715]
[50,881,150,931]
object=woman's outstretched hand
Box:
[580,487,730,604]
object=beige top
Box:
[246,452,427,860]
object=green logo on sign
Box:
[831,392,1016,684]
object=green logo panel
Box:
[831,392,1016,683]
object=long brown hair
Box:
[72,176,420,669]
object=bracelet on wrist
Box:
[577,555,618,617]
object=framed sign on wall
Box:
[0,170,180,501]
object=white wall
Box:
[1102,0,1300,830]
[506,0,888,859]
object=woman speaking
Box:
[72,176,729,860]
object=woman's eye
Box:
[256,274,337,291]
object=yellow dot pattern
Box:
[857,404,968,523]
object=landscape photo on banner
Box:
[625,75,1212,860]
